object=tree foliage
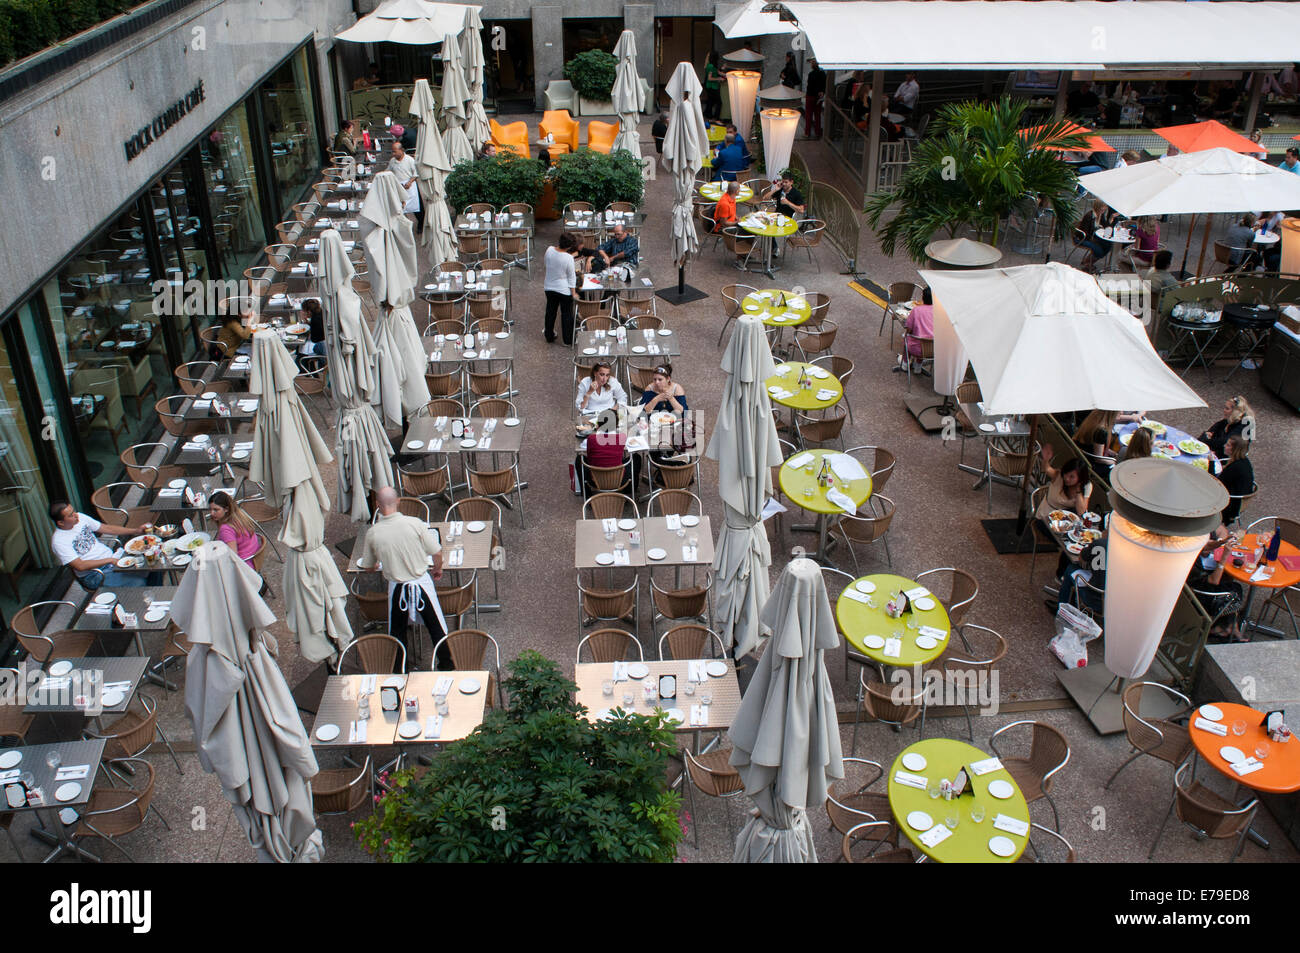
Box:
[444,153,545,214]
[551,147,645,211]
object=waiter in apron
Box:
[355,486,452,669]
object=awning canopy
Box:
[336,0,480,45]
[715,0,797,38]
[763,2,1300,71]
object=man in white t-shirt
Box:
[49,500,151,588]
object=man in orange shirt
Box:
[713,180,740,232]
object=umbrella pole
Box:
[656,255,709,305]
[1178,214,1197,278]
[1194,214,1213,278]
[678,264,685,295]
[1014,415,1040,537]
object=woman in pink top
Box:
[1132,216,1159,267]
[209,491,261,568]
[897,286,934,373]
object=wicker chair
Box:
[238,487,284,562]
[649,573,712,640]
[1018,822,1078,863]
[1149,762,1258,862]
[583,492,638,522]
[941,624,1008,740]
[718,284,756,346]
[628,313,663,331]
[348,578,390,633]
[469,398,516,419]
[582,458,633,499]
[841,821,915,863]
[989,720,1070,831]
[467,366,511,400]
[683,748,745,848]
[646,489,701,517]
[155,395,216,438]
[91,481,150,526]
[417,398,465,419]
[577,572,639,639]
[432,629,505,708]
[853,673,925,755]
[428,296,468,323]
[810,355,854,422]
[470,316,507,335]
[803,292,831,330]
[657,624,724,660]
[175,361,230,396]
[70,758,168,862]
[120,443,184,490]
[575,627,643,664]
[466,457,524,528]
[830,495,895,571]
[985,437,1034,515]
[399,461,454,517]
[1105,682,1194,790]
[425,367,465,400]
[794,319,837,360]
[312,756,372,816]
[795,409,847,451]
[83,692,183,776]
[915,567,979,628]
[844,445,895,510]
[650,458,699,492]
[953,380,983,465]
[879,281,916,346]
[826,758,898,843]
[13,600,97,665]
[0,667,35,744]
[785,218,825,271]
[436,572,480,635]
[336,633,407,675]
[723,226,758,273]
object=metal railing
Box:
[808,178,861,274]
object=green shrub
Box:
[352,651,683,863]
[0,5,15,66]
[53,0,103,34]
[7,0,59,60]
[444,152,545,214]
[552,147,644,212]
[563,49,617,102]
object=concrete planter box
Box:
[579,97,616,117]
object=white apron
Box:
[403,181,420,215]
[387,571,448,637]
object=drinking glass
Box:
[1255,742,1271,761]
[699,690,712,707]
[601,680,613,697]
[803,487,814,500]
[1231,720,1247,737]
[142,594,153,610]
[927,780,942,800]
[945,811,959,830]
[683,681,696,697]
[437,700,449,717]
[45,751,61,771]
[614,541,626,558]
[622,693,635,709]
[688,535,699,550]
[969,803,986,824]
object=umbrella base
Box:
[291,662,332,716]
[902,393,951,433]
[656,284,710,306]
[1057,666,1178,735]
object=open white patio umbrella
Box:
[706,315,783,658]
[319,230,396,522]
[611,30,642,154]
[248,330,354,664]
[461,8,491,152]
[441,32,476,166]
[172,541,324,863]
[715,0,798,37]
[663,62,709,271]
[729,557,843,863]
[336,0,477,45]
[1080,147,1300,275]
[410,78,459,261]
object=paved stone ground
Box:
[7,117,1297,864]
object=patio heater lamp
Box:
[1058,458,1227,734]
[760,107,800,181]
[1281,217,1300,276]
[726,69,762,144]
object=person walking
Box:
[703,52,723,121]
[354,486,451,669]
[804,58,826,138]
[543,231,579,345]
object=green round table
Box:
[836,573,952,667]
[739,212,799,278]
[742,289,812,328]
[766,362,841,412]
[887,739,1031,863]
[699,181,754,203]
[778,448,871,561]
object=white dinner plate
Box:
[144,609,167,623]
[632,345,647,353]
[494,332,510,339]
[809,368,830,379]
[459,439,477,449]
[168,478,187,489]
[406,440,424,450]
[459,677,481,694]
[59,808,79,825]
[201,391,218,399]
[397,721,422,739]
[915,635,939,650]
[626,663,649,679]
[617,519,637,531]
[49,660,74,677]
[171,554,192,567]
[93,592,117,605]
[646,547,667,560]
[191,434,210,444]
[55,783,82,803]
[706,660,728,677]
[230,450,249,461]
[902,752,927,772]
[663,708,686,725]
[907,811,933,831]
[988,836,1017,858]
[979,423,996,433]
[1199,704,1223,721]
[854,579,876,594]
[314,723,340,742]
[583,347,597,355]
[987,779,1014,799]
[0,750,21,769]
[767,385,782,394]
[913,597,937,611]
[383,676,405,688]
[1219,745,1246,765]
[503,418,520,426]
[863,635,886,649]
[594,552,614,566]
[463,351,477,359]
[657,329,672,337]
[101,689,125,708]
[466,521,486,533]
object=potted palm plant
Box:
[865,96,1090,263]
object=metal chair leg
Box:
[1104,749,1144,790]
[1148,794,1176,859]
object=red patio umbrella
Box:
[1020,121,1114,154]
[1154,120,1264,156]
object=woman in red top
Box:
[209,491,261,569]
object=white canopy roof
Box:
[766,2,1300,70]
[337,0,480,45]
[715,0,797,38]
[1079,147,1300,217]
[921,262,1204,416]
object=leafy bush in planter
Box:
[0,0,141,66]
[352,651,683,862]
[563,50,617,103]
[552,148,644,212]
[444,153,545,214]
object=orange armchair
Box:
[586,121,618,155]
[489,119,531,158]
[540,110,579,154]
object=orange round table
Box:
[1189,702,1300,793]
[1222,535,1300,638]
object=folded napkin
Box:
[918,625,948,639]
[347,720,367,744]
[842,588,871,604]
[687,660,703,682]
[602,518,618,535]
[690,705,707,727]
[786,452,814,470]
[883,637,902,658]
[919,824,953,848]
[827,454,868,483]
[103,681,132,691]
[905,586,931,600]
[448,521,463,537]
[233,442,254,451]
[613,549,631,566]
[192,399,212,411]
[770,387,793,399]
[1250,566,1274,583]
[665,514,682,531]
[55,764,91,781]
[612,662,628,682]
[157,487,183,498]
[425,715,443,739]
[182,441,203,451]
[0,769,18,783]
[432,675,454,697]
[826,488,859,514]
[447,549,464,568]
[39,676,72,689]
[894,770,928,790]
[1231,758,1264,777]
[479,437,492,450]
[1194,717,1227,736]
[969,757,1003,776]
[809,388,833,402]
[84,604,113,615]
[993,814,1029,836]
[364,675,378,694]
[682,546,698,562]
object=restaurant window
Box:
[261,46,324,220]
[202,101,268,281]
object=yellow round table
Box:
[836,573,952,667]
[778,448,871,560]
[887,739,1031,863]
[740,212,799,278]
[708,123,727,144]
[766,362,841,412]
[699,181,754,203]
[742,289,812,328]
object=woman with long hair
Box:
[209,491,260,568]
[1217,436,1255,526]
[1200,395,1256,458]
[576,361,627,416]
[1121,427,1153,461]
[1073,410,1118,460]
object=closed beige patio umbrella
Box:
[461,8,491,152]
[441,31,476,166]
[611,30,642,154]
[410,77,458,261]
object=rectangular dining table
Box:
[345,521,494,573]
[400,416,525,455]
[22,656,148,719]
[574,660,740,751]
[4,738,107,862]
[423,333,516,363]
[309,672,490,750]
